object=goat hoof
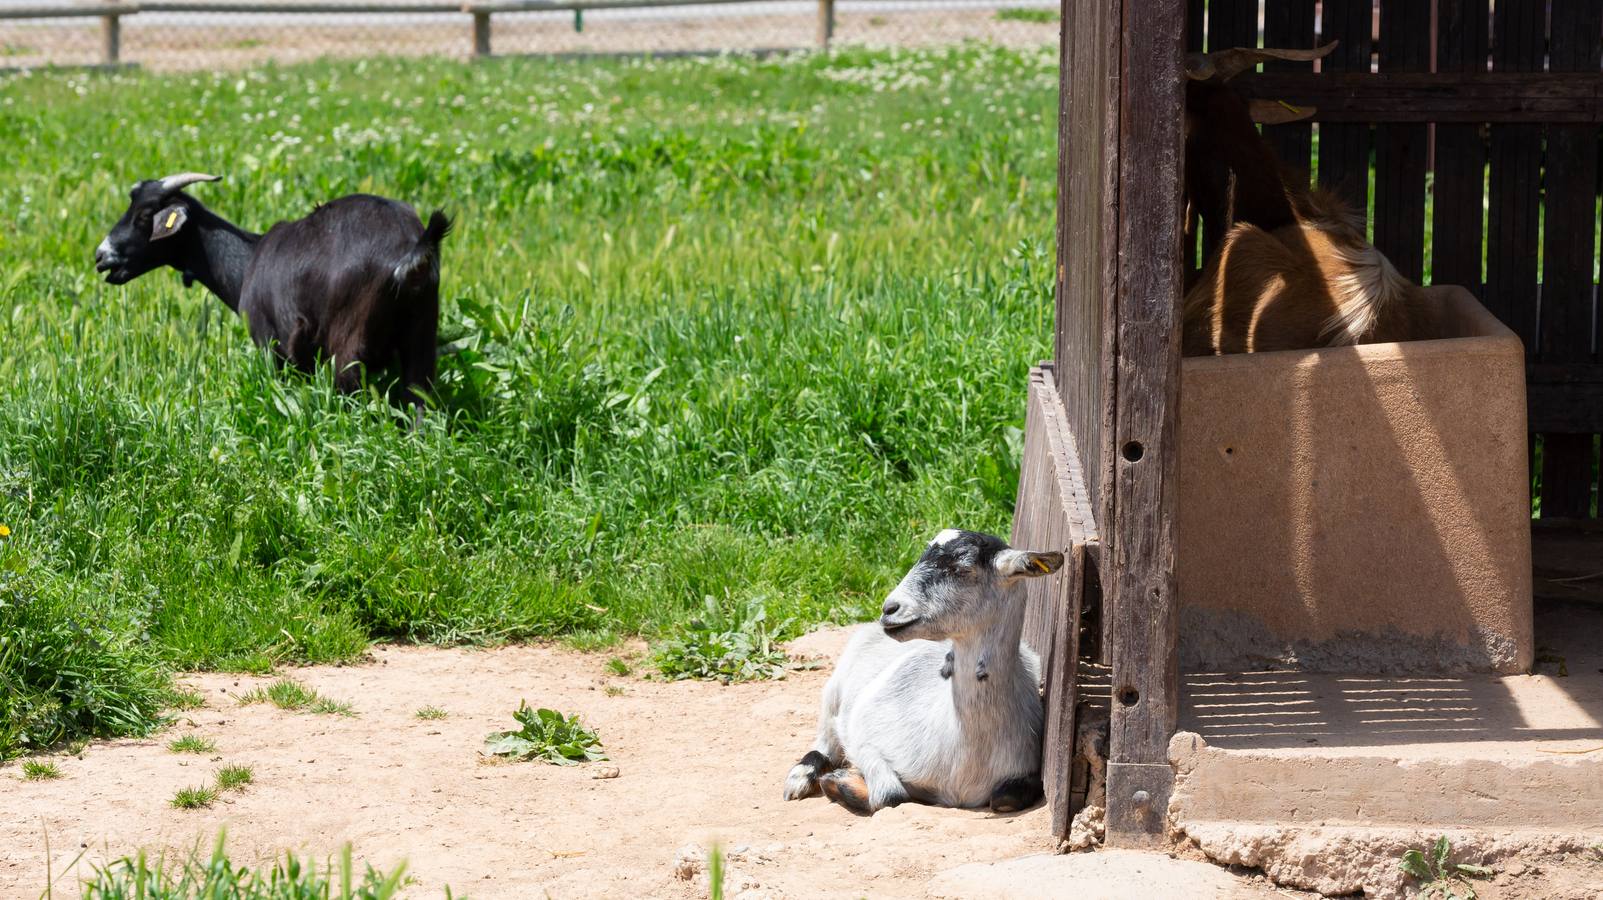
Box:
[782,765,818,801]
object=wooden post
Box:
[101,0,121,65]
[1104,0,1185,847]
[816,0,834,49]
[472,10,491,57]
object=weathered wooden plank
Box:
[1234,72,1603,123]
[1371,0,1430,280]
[1041,541,1085,837]
[1262,0,1316,179]
[1485,0,1543,345]
[1538,0,1601,518]
[1430,0,1489,289]
[1056,0,1120,534]
[1012,364,1096,838]
[1105,0,1184,847]
[1317,0,1374,228]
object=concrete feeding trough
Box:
[1177,285,1534,674]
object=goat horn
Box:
[158,172,222,192]
[1184,40,1338,83]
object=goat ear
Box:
[997,549,1065,579]
[150,204,188,241]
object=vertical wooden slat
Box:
[1318,0,1374,226]
[1185,0,1205,54]
[1372,0,1430,280]
[1485,0,1543,340]
[1012,365,1092,839]
[1539,1,1601,519]
[1105,0,1184,847]
[816,0,835,49]
[1263,0,1316,179]
[1431,0,1489,290]
[1057,0,1121,534]
[1207,0,1258,50]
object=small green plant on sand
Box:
[484,703,606,765]
[239,679,354,716]
[171,785,218,809]
[22,760,62,781]
[75,832,413,897]
[605,657,631,677]
[215,764,254,791]
[1400,837,1493,900]
[708,843,725,900]
[414,706,447,720]
[653,597,789,683]
[168,734,217,754]
[165,687,208,711]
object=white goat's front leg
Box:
[783,677,845,801]
[819,748,908,814]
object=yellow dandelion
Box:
[0,524,9,538]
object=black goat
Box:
[95,172,450,408]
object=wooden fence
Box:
[1219,0,1603,521]
[0,0,845,63]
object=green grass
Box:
[22,759,63,781]
[72,833,417,898]
[238,679,354,716]
[170,785,218,809]
[414,705,447,720]
[484,703,607,765]
[0,45,1057,755]
[215,763,254,791]
[996,7,1059,23]
[167,734,217,754]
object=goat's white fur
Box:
[783,536,1051,811]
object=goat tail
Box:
[392,209,452,285]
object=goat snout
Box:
[881,599,901,618]
[94,240,119,272]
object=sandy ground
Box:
[0,626,1292,899]
[1,9,1057,71]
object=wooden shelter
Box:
[1012,0,1602,846]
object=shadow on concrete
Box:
[1174,600,1603,749]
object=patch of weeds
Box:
[168,734,217,754]
[484,702,606,765]
[996,7,1058,23]
[78,832,415,897]
[605,657,631,676]
[1400,837,1493,899]
[171,785,218,809]
[215,764,253,791]
[310,696,356,717]
[414,705,447,720]
[239,679,354,716]
[603,685,625,697]
[22,759,62,781]
[653,597,789,683]
[165,686,208,711]
[227,37,266,49]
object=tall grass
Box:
[0,45,1058,754]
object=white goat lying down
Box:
[782,529,1062,814]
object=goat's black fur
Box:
[96,178,449,409]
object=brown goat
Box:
[1180,43,1432,356]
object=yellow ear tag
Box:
[1032,557,1051,574]
[165,211,179,229]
